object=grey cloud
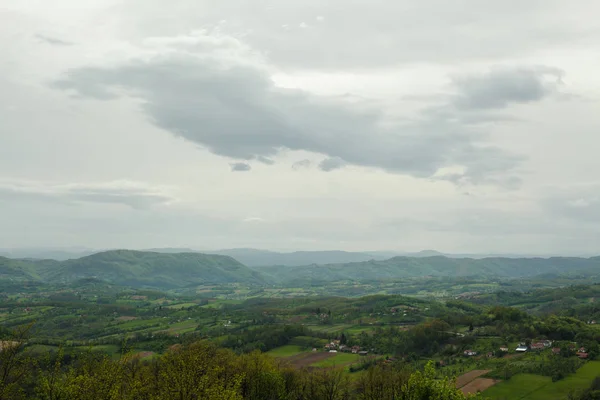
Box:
[257,156,274,165]
[0,180,173,209]
[35,34,74,46]
[292,159,312,170]
[54,38,525,186]
[319,157,346,172]
[452,66,564,110]
[230,162,252,172]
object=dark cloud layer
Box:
[54,36,560,186]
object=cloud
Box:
[318,157,346,172]
[54,31,529,186]
[452,66,564,109]
[257,156,274,165]
[0,180,173,209]
[292,159,312,170]
[230,162,252,172]
[118,0,595,70]
[35,34,74,46]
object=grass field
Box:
[344,326,378,335]
[485,361,600,400]
[484,374,550,399]
[267,345,306,358]
[164,302,198,309]
[311,352,360,367]
[308,324,353,334]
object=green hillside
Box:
[49,250,267,288]
[252,256,600,285]
[0,256,57,281]
[0,251,266,289]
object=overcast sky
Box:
[2,0,600,254]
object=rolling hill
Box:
[3,250,600,289]
[251,255,600,285]
[206,248,389,266]
[0,250,266,289]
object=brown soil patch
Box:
[460,378,500,395]
[286,352,334,368]
[117,316,138,321]
[456,370,491,388]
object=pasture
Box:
[485,361,600,400]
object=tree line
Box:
[1,328,479,400]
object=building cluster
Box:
[323,340,368,356]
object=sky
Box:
[1,0,600,254]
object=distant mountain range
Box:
[0,247,577,264]
[251,256,600,285]
[2,249,600,290]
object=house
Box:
[463,350,477,357]
[552,347,561,355]
[577,352,589,359]
[541,340,553,347]
[579,347,587,353]
[351,346,360,354]
[499,346,509,352]
[516,345,528,352]
[358,351,369,356]
[339,345,348,351]
[312,348,317,352]
[325,344,333,350]
[486,352,494,358]
[531,343,545,351]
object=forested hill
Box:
[252,255,600,285]
[206,248,389,266]
[0,250,265,289]
[2,251,600,289]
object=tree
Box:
[340,333,348,346]
[0,324,33,400]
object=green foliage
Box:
[1,250,265,289]
[3,339,478,400]
[252,256,600,286]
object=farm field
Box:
[460,378,499,395]
[455,370,491,388]
[484,374,550,399]
[311,352,360,367]
[267,345,306,358]
[286,352,334,368]
[485,362,600,400]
